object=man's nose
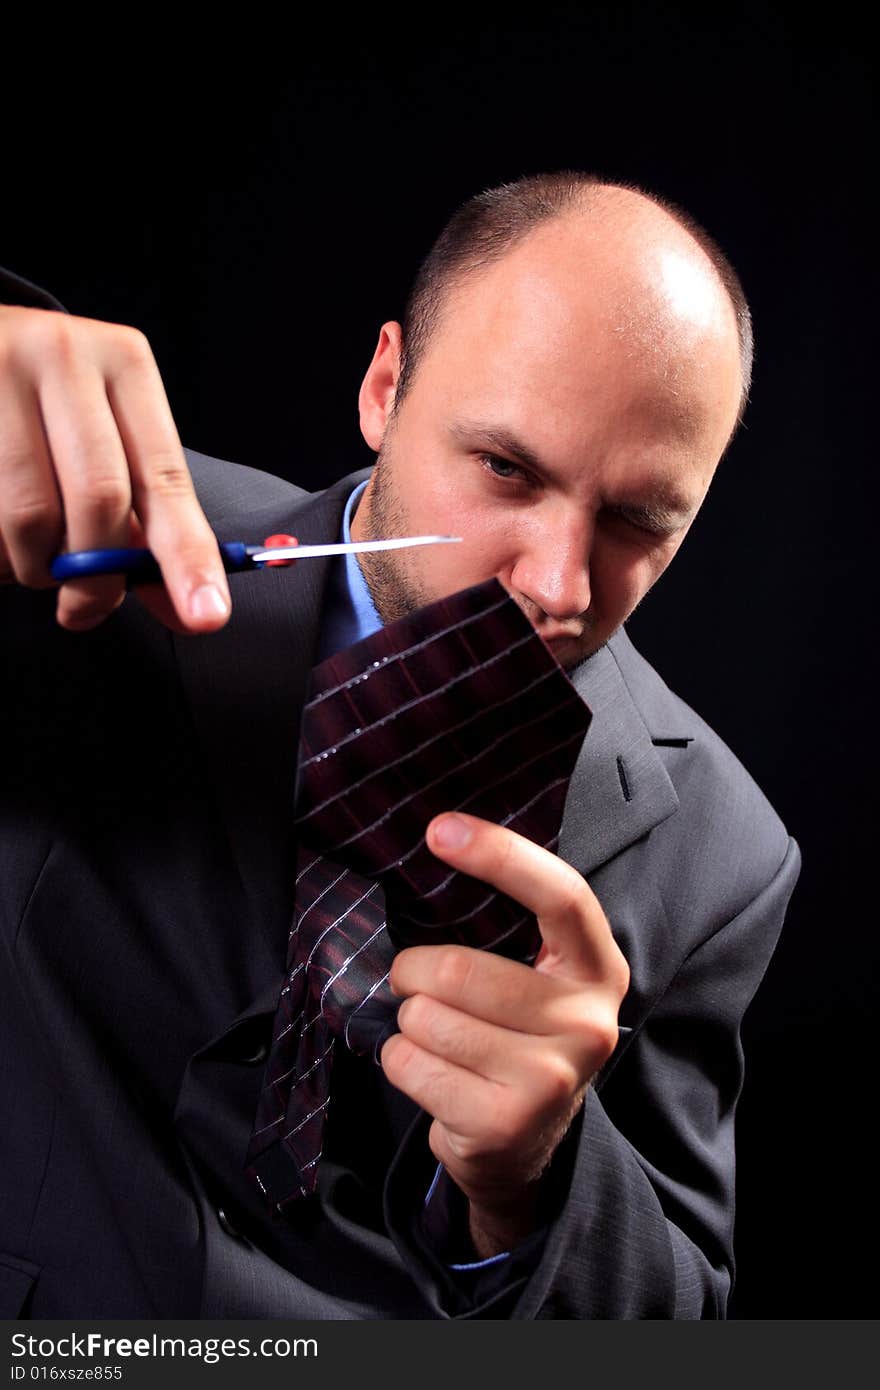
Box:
[508,527,592,621]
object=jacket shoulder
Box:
[181,449,372,539]
[183,448,309,526]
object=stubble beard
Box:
[355,447,433,625]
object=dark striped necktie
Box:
[245,578,592,1212]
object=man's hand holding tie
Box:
[382,809,630,1260]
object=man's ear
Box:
[358,322,403,451]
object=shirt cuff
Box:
[423,1162,513,1270]
[384,1107,557,1317]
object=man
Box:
[0,173,800,1318]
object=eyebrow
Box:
[448,419,698,533]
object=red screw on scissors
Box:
[261,534,299,567]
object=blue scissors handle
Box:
[50,543,256,585]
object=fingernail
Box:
[60,611,104,632]
[432,814,472,849]
[190,583,230,622]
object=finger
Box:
[380,1031,502,1138]
[396,990,588,1089]
[124,513,194,635]
[426,812,627,986]
[0,372,65,587]
[102,332,231,632]
[391,943,596,1035]
[37,362,132,629]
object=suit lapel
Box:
[558,629,687,878]
[172,470,368,966]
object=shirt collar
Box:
[315,478,383,662]
[341,479,383,642]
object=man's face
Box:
[352,208,743,670]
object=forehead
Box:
[415,214,741,463]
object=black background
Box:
[3,4,875,1316]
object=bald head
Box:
[394,174,751,451]
[392,192,743,493]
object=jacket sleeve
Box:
[0,265,69,312]
[384,834,802,1318]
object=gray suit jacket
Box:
[0,268,801,1318]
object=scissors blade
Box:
[250,535,461,562]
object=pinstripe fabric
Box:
[245,579,592,1210]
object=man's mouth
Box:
[538,626,586,649]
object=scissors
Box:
[50,534,461,585]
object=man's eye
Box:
[480,453,527,481]
[624,516,662,537]
[603,507,668,539]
